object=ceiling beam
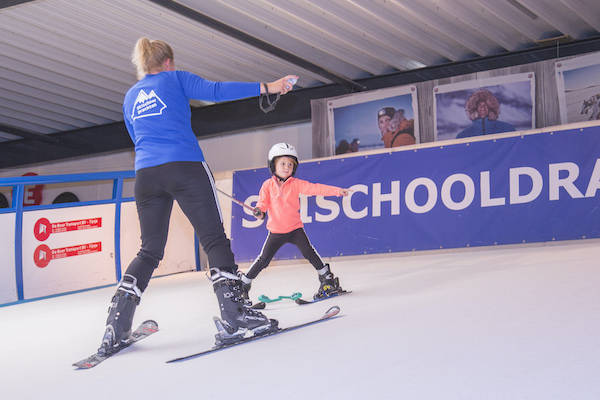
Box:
[0,123,61,144]
[0,0,35,10]
[363,36,600,89]
[0,121,132,169]
[147,0,366,92]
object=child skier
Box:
[239,143,349,301]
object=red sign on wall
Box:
[33,242,103,268]
[34,217,102,241]
[22,172,44,206]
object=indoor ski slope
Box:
[1,239,599,399]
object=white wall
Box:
[0,122,311,178]
[120,201,197,278]
[0,151,136,177]
[199,122,312,173]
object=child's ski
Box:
[73,320,159,369]
[166,306,341,363]
[295,290,352,305]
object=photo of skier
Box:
[434,73,535,141]
[556,52,600,123]
[580,95,600,120]
[328,85,419,153]
[456,89,516,138]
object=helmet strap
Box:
[274,174,290,182]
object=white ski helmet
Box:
[268,142,298,175]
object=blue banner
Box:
[231,126,600,262]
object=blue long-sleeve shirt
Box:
[456,117,516,139]
[123,70,259,171]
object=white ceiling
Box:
[1,0,599,143]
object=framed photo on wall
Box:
[556,51,600,124]
[327,85,419,155]
[433,73,535,141]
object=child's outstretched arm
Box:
[296,179,349,197]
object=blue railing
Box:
[1,171,135,302]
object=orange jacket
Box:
[382,119,415,148]
[256,176,345,233]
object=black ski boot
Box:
[237,271,252,305]
[211,268,277,344]
[314,264,342,300]
[98,274,141,355]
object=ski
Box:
[295,290,351,305]
[73,320,159,369]
[166,306,341,363]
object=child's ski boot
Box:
[314,264,343,300]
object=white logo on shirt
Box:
[131,89,167,120]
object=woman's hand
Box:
[264,75,299,95]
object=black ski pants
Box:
[124,161,235,292]
[246,228,325,279]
